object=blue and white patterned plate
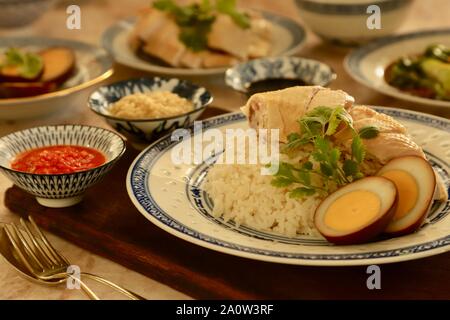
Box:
[225,57,336,93]
[127,108,450,266]
[345,29,450,108]
[102,12,306,76]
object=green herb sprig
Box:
[154,0,216,51]
[1,48,43,79]
[271,106,379,199]
[216,0,250,29]
[153,0,250,52]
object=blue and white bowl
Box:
[295,0,414,45]
[225,57,336,93]
[0,125,126,208]
[88,77,213,149]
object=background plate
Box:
[102,12,306,76]
[0,37,113,119]
[345,29,450,108]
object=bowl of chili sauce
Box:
[0,125,126,208]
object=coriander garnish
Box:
[153,0,250,52]
[272,106,379,199]
[1,48,43,79]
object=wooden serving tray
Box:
[4,109,450,299]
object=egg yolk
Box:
[324,190,381,232]
[381,170,418,221]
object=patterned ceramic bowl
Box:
[225,57,336,93]
[0,125,126,208]
[88,77,213,149]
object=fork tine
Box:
[9,218,140,300]
[29,216,70,265]
[7,225,100,300]
[9,223,49,270]
[4,225,42,275]
[19,218,61,268]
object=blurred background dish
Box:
[102,11,306,76]
[88,77,213,149]
[225,56,336,94]
[295,0,414,46]
[0,0,56,28]
[345,28,450,108]
[0,37,113,120]
[0,125,126,208]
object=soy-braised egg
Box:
[378,156,436,236]
[314,177,398,245]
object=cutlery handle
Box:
[81,272,145,300]
[68,274,100,300]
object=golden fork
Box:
[3,217,145,300]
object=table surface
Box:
[0,0,449,300]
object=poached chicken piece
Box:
[241,86,425,165]
[129,8,237,68]
[240,86,355,142]
[208,13,272,60]
[241,86,447,201]
[346,106,426,163]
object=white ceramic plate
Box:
[127,108,450,266]
[345,29,450,108]
[102,12,306,76]
[0,37,113,120]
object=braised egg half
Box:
[378,156,436,236]
[314,177,398,245]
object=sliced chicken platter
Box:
[129,1,273,69]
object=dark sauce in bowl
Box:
[246,78,308,95]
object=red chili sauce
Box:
[11,145,106,174]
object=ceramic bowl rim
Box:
[88,77,214,123]
[294,0,412,11]
[224,56,337,93]
[0,124,127,177]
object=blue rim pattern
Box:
[186,158,332,246]
[128,108,450,262]
[88,77,213,122]
[186,152,449,247]
[295,0,412,15]
[225,57,336,93]
[0,125,126,199]
[88,77,213,143]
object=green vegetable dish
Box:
[385,44,450,101]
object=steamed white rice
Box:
[204,149,383,237]
[205,162,322,237]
